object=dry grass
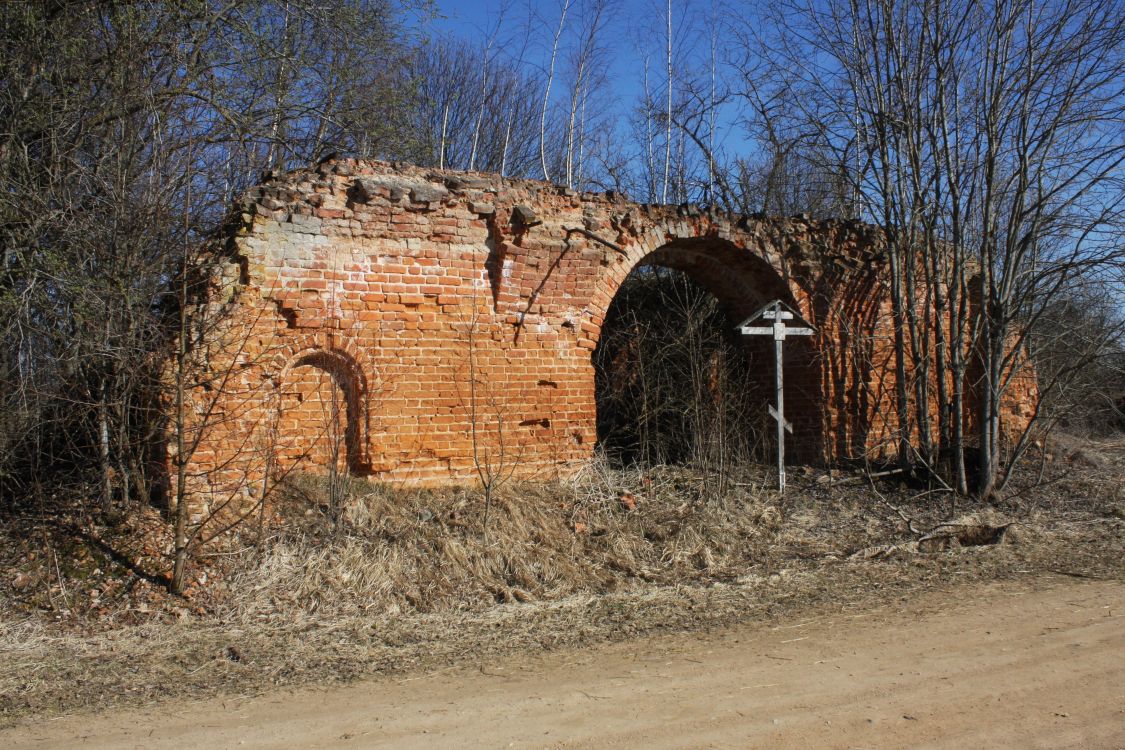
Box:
[1,442,1123,725]
[219,462,840,623]
[218,470,769,620]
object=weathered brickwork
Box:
[176,159,1035,515]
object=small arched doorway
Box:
[275,349,368,476]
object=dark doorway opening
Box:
[593,266,769,469]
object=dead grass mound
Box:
[221,464,793,623]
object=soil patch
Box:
[3,578,1123,748]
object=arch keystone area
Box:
[175,159,1031,504]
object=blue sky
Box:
[415,0,759,188]
[423,0,660,106]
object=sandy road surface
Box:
[5,578,1124,749]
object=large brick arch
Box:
[176,158,1034,505]
[589,236,823,460]
[587,237,801,335]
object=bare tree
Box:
[0,0,415,583]
[663,0,674,203]
[755,0,1125,496]
[401,35,543,175]
[540,0,572,182]
[562,0,611,189]
[460,291,521,542]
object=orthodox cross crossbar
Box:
[738,300,815,491]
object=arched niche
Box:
[275,348,370,475]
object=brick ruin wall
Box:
[176,159,1037,515]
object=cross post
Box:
[738,300,815,492]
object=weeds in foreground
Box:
[0,446,1122,723]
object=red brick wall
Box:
[173,159,1035,518]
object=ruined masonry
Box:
[179,159,1036,514]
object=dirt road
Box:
[5,578,1123,749]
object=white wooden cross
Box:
[738,300,815,491]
